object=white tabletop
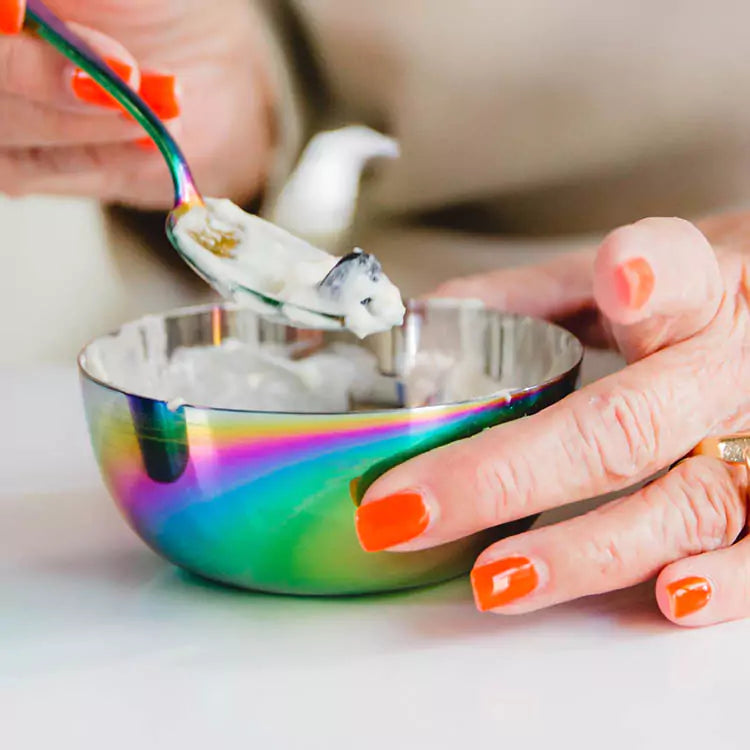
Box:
[2,364,749,750]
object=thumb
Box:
[593,217,724,362]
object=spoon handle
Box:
[24,0,202,207]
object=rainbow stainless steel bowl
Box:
[78,300,582,595]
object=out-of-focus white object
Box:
[268,125,400,249]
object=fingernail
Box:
[355,491,430,552]
[70,57,134,109]
[667,576,712,618]
[614,257,655,310]
[138,71,181,119]
[471,555,539,611]
[0,0,24,34]
[135,137,158,151]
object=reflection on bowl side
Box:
[79,302,582,595]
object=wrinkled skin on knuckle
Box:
[664,458,745,553]
[568,386,661,486]
[697,259,750,427]
[472,447,537,527]
[576,493,662,584]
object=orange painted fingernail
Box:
[471,556,539,611]
[614,257,655,309]
[71,57,134,109]
[355,491,430,552]
[667,576,712,618]
[139,71,181,119]
[135,137,158,150]
[0,0,24,34]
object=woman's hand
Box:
[0,0,273,208]
[355,214,750,627]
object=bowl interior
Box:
[79,300,582,413]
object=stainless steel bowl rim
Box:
[77,300,583,416]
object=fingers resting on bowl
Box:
[359,216,750,627]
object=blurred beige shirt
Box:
[5,0,750,361]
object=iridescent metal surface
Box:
[79,302,582,595]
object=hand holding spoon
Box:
[23,0,405,336]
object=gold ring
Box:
[692,433,750,470]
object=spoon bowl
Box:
[165,208,347,330]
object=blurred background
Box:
[5,0,750,368]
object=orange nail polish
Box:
[139,71,181,119]
[135,137,158,151]
[667,576,712,618]
[0,0,24,34]
[355,491,430,552]
[471,556,539,611]
[71,57,133,109]
[614,257,655,309]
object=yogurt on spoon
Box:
[172,198,405,338]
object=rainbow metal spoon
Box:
[24,0,346,329]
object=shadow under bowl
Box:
[78,300,582,595]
